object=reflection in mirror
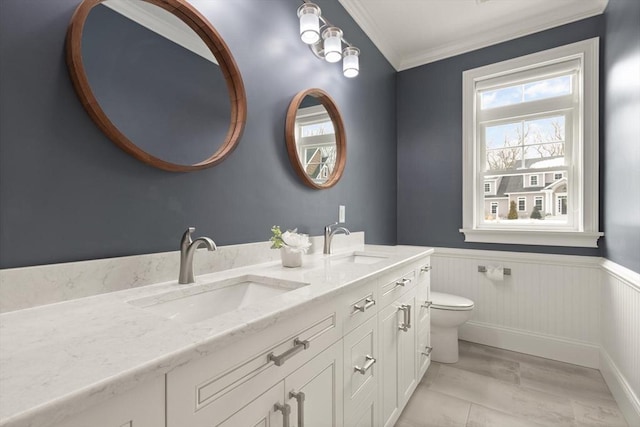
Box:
[295,97,336,184]
[285,89,345,189]
[66,0,246,172]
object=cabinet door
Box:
[285,340,343,427]
[344,316,378,422]
[217,382,285,427]
[346,389,378,427]
[397,288,417,406]
[57,376,164,427]
[378,288,417,427]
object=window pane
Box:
[482,173,569,225]
[524,116,565,145]
[485,122,523,171]
[480,74,572,110]
[301,121,334,137]
[523,75,572,102]
[481,86,522,109]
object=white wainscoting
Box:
[431,248,602,368]
[430,247,640,425]
[600,260,640,427]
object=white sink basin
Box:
[330,251,389,265]
[128,275,308,324]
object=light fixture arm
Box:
[299,0,360,77]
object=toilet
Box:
[430,291,475,363]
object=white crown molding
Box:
[337,0,402,70]
[103,0,218,65]
[340,0,607,71]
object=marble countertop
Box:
[0,244,433,427]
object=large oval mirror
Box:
[66,0,246,172]
[285,89,346,189]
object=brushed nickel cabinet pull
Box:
[289,391,305,427]
[268,338,310,366]
[274,402,291,427]
[395,278,411,287]
[354,355,377,375]
[421,266,432,272]
[398,304,411,332]
[353,297,376,313]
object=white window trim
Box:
[517,197,526,212]
[460,38,603,248]
[529,175,538,187]
[484,182,491,193]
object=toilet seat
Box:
[431,291,474,311]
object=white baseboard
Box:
[459,321,600,368]
[600,348,640,427]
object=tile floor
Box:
[396,341,628,427]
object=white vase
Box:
[280,247,302,268]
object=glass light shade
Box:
[342,46,360,78]
[297,3,321,45]
[322,27,343,63]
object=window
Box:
[491,202,498,215]
[534,197,543,211]
[461,38,602,247]
[484,183,491,193]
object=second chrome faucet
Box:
[323,222,350,254]
[179,227,217,284]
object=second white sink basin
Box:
[128,275,308,324]
[330,251,389,265]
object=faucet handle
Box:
[181,227,195,248]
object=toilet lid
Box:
[430,291,474,311]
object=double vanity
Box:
[0,235,433,427]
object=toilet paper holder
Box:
[478,265,511,275]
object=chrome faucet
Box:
[179,227,217,284]
[323,222,350,254]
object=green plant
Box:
[530,206,542,219]
[270,225,285,249]
[507,201,519,220]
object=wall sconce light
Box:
[296,1,360,78]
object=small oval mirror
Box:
[66,0,246,172]
[285,89,346,189]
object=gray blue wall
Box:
[396,16,606,258]
[603,0,640,273]
[0,0,397,268]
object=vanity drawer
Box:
[166,304,341,427]
[342,281,378,334]
[379,269,416,308]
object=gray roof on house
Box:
[485,175,545,198]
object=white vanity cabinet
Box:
[164,255,431,427]
[56,376,165,427]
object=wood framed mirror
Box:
[285,88,346,189]
[66,0,247,172]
